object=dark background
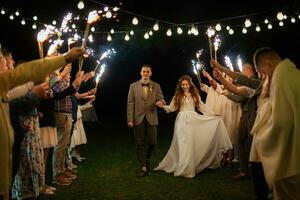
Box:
[1,0,300,120]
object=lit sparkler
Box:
[236,55,243,72]
[206,27,215,60]
[213,35,221,62]
[224,56,234,71]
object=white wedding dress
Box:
[155,94,232,178]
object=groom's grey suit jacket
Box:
[127,80,164,126]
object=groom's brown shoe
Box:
[137,170,148,177]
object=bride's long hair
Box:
[174,75,200,111]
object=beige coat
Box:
[0,55,67,196]
[251,59,300,187]
[127,80,164,126]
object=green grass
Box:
[38,117,255,200]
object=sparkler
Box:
[37,24,56,58]
[206,27,215,60]
[94,48,116,72]
[236,55,243,72]
[191,59,202,85]
[224,56,234,71]
[213,35,221,62]
[95,63,106,88]
[79,10,101,72]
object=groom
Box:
[127,64,165,177]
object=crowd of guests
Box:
[0,42,299,200]
[0,43,96,200]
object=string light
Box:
[9,14,14,20]
[112,7,119,12]
[144,32,149,39]
[77,1,84,9]
[267,23,273,29]
[166,28,172,36]
[1,8,5,15]
[33,16,37,21]
[264,19,269,24]
[148,30,153,36]
[226,26,230,30]
[291,17,296,23]
[32,23,37,29]
[153,22,159,31]
[215,23,222,31]
[21,18,26,25]
[132,17,138,25]
[130,30,134,35]
[91,26,95,32]
[242,27,247,34]
[244,18,251,27]
[229,29,234,35]
[279,21,284,26]
[105,11,112,18]
[255,25,261,32]
[107,34,112,41]
[52,20,57,25]
[124,33,130,41]
[277,12,284,20]
[177,27,183,34]
[15,10,20,16]
[110,28,115,34]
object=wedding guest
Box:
[251,47,300,200]
[0,44,84,200]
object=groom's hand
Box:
[155,100,165,108]
[128,121,134,128]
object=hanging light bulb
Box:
[279,21,284,26]
[229,29,234,35]
[105,11,112,18]
[130,30,134,35]
[72,24,76,29]
[91,26,95,32]
[104,7,109,12]
[149,30,153,36]
[77,1,84,9]
[144,32,149,39]
[226,26,230,30]
[125,33,130,41]
[277,12,284,20]
[177,27,183,34]
[291,17,296,23]
[88,34,93,42]
[166,29,172,36]
[33,16,38,21]
[242,27,247,34]
[193,28,199,35]
[32,24,37,29]
[15,10,20,16]
[264,19,269,24]
[244,18,251,27]
[110,28,115,34]
[107,34,112,41]
[112,7,119,12]
[215,23,222,31]
[267,23,273,29]
[191,24,196,34]
[52,20,57,25]
[1,8,5,15]
[132,17,138,25]
[298,14,300,19]
[187,29,191,35]
[153,22,159,31]
[9,14,14,20]
[255,25,261,32]
[21,18,26,25]
[283,15,287,20]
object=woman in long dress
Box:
[155,75,232,178]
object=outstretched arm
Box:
[210,59,242,80]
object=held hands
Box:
[155,99,166,108]
[128,121,134,128]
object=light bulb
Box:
[77,1,84,9]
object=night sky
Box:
[1,0,300,120]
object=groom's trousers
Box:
[134,118,157,167]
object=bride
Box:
[155,75,232,178]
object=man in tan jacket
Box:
[127,64,165,177]
[0,45,84,200]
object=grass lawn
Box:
[38,116,255,200]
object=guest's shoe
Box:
[137,170,148,177]
[232,172,249,180]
